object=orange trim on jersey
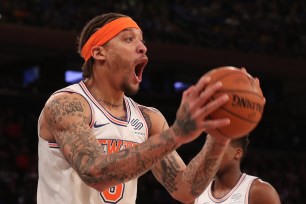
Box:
[48,142,59,148]
[81,17,140,62]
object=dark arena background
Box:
[0,1,306,203]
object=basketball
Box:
[206,66,265,139]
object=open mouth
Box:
[134,58,148,82]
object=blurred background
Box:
[0,0,306,203]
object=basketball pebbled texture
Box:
[206,66,265,139]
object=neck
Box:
[97,98,124,108]
[210,169,242,199]
[214,169,242,190]
[84,75,125,108]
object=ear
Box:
[234,147,243,160]
[91,46,106,61]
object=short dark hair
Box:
[230,135,250,160]
[77,13,128,78]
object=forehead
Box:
[119,28,143,36]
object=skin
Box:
[188,140,281,204]
[39,27,232,203]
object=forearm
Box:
[82,128,180,191]
[174,135,230,202]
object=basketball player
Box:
[37,13,232,204]
[192,136,281,204]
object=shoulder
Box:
[43,91,91,123]
[137,104,163,117]
[39,91,92,141]
[249,178,281,204]
[136,104,169,136]
[45,91,90,110]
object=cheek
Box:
[221,151,233,165]
[106,55,123,72]
[221,155,230,165]
[113,53,132,70]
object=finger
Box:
[198,94,229,117]
[199,118,230,131]
[182,85,195,100]
[254,77,260,86]
[193,81,223,108]
[241,67,261,87]
[192,75,211,97]
[241,67,254,79]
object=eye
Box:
[125,37,133,43]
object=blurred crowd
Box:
[1,0,306,58]
[0,0,306,203]
[0,102,38,204]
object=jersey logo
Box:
[94,122,110,128]
[131,119,143,130]
[231,193,242,202]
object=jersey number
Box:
[100,183,125,203]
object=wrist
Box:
[205,134,231,151]
[167,126,183,148]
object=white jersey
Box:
[194,173,257,204]
[37,81,149,204]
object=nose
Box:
[137,40,147,54]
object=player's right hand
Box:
[171,75,230,145]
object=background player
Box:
[192,135,281,204]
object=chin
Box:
[123,85,139,96]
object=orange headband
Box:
[81,17,140,62]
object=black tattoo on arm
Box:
[138,106,152,134]
[46,95,179,189]
[47,94,102,178]
[159,155,180,192]
[173,104,196,137]
[183,138,227,196]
